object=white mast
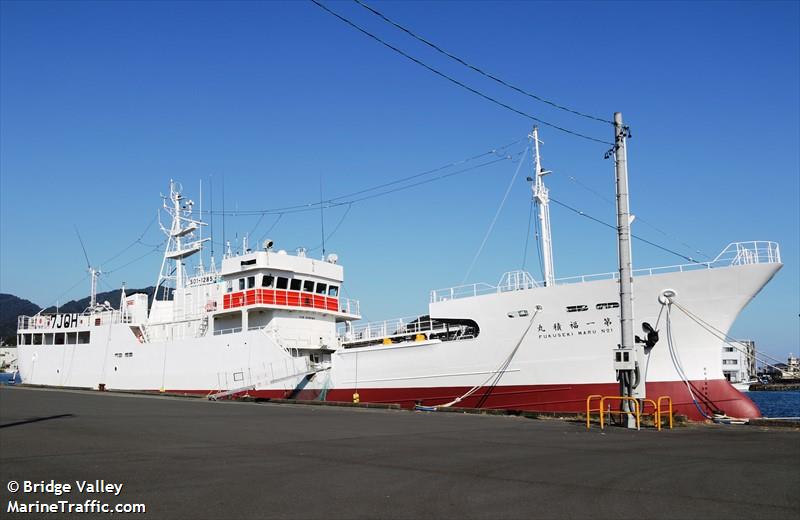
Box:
[198,179,204,273]
[530,127,555,286]
[89,267,99,309]
[154,181,209,305]
[74,226,102,312]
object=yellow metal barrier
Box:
[585,394,603,429]
[600,396,641,430]
[657,396,673,431]
[585,394,673,431]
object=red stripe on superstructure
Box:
[326,297,338,311]
[276,290,288,306]
[217,289,341,313]
[159,379,758,422]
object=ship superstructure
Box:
[17,181,360,395]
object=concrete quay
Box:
[1,386,798,519]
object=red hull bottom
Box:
[173,378,760,422]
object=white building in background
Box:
[721,340,755,383]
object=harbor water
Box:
[748,390,800,418]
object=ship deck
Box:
[1,386,797,519]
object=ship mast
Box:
[530,126,555,286]
[89,267,100,309]
[154,181,208,303]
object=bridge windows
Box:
[262,275,274,288]
[328,285,339,297]
[238,278,246,290]
[303,280,314,293]
[316,283,327,295]
[276,277,289,290]
[247,276,255,289]
[290,278,302,291]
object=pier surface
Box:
[1,386,798,519]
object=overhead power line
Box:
[309,0,613,146]
[353,0,612,125]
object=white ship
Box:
[15,129,782,421]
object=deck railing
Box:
[430,240,781,303]
[17,310,131,330]
[338,316,438,342]
[338,297,360,317]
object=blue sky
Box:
[1,1,797,359]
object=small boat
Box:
[732,380,757,392]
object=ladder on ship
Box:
[198,316,209,337]
[207,364,330,401]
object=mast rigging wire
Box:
[309,203,354,253]
[462,146,529,284]
[558,172,710,260]
[206,152,520,216]
[352,0,612,125]
[36,274,90,315]
[549,198,705,264]
[257,214,284,247]
[671,300,788,372]
[105,244,165,276]
[665,304,715,419]
[203,139,523,216]
[320,139,522,206]
[100,215,159,266]
[309,0,613,146]
[436,307,540,408]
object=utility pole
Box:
[612,112,644,429]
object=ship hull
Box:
[98,377,758,422]
[262,378,760,419]
[16,262,780,422]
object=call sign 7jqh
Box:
[49,313,80,329]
